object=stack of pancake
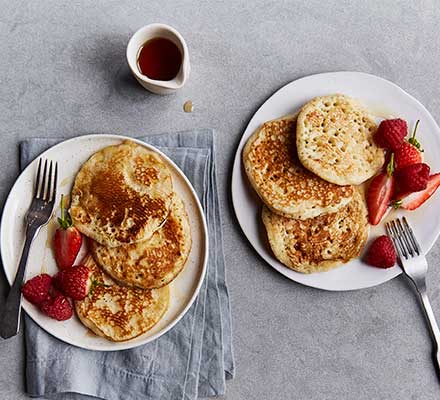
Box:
[243,94,384,273]
[69,140,191,341]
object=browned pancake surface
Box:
[262,191,368,273]
[75,256,169,342]
[90,196,191,289]
[243,115,354,219]
[70,140,173,247]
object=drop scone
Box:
[90,195,192,289]
[70,140,173,248]
[296,94,384,185]
[75,256,170,341]
[262,191,368,273]
[243,115,354,219]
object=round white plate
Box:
[232,71,440,291]
[1,134,208,350]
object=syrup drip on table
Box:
[137,38,182,81]
[183,100,193,113]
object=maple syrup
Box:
[183,100,193,113]
[137,38,182,81]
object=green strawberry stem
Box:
[89,279,111,295]
[92,280,110,288]
[408,119,422,151]
[392,199,402,209]
[387,153,395,177]
[57,194,73,230]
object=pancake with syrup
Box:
[243,115,354,219]
[70,140,173,248]
[90,195,191,289]
[75,256,169,342]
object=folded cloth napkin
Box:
[19,129,234,400]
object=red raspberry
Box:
[40,294,73,321]
[375,119,407,151]
[366,236,397,268]
[395,163,430,193]
[22,274,52,306]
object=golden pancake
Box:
[70,140,173,248]
[75,256,169,342]
[243,115,354,219]
[296,94,384,185]
[90,195,191,289]
[262,190,368,273]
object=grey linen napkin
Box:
[19,129,234,400]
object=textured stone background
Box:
[1,1,440,399]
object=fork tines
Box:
[386,217,421,260]
[35,159,58,202]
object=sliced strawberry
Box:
[394,120,423,170]
[395,173,440,210]
[53,195,82,270]
[53,265,92,300]
[367,154,395,225]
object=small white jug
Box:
[126,23,190,95]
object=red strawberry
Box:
[53,195,82,270]
[395,173,440,211]
[375,119,407,151]
[22,274,52,306]
[394,120,423,170]
[366,235,397,268]
[40,294,73,321]
[53,265,92,300]
[395,163,430,193]
[367,154,395,225]
[394,143,423,170]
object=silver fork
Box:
[386,217,440,373]
[0,159,58,339]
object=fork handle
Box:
[418,289,440,373]
[0,226,38,339]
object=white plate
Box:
[231,71,440,291]
[1,134,208,351]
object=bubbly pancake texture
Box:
[296,94,384,185]
[70,140,173,248]
[243,115,354,219]
[262,191,368,273]
[90,195,191,289]
[75,256,169,342]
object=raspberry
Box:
[395,163,430,193]
[22,274,52,306]
[366,236,397,268]
[375,119,407,151]
[40,294,73,321]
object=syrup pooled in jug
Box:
[137,38,182,81]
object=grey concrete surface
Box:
[1,1,440,399]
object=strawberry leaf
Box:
[57,194,73,230]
